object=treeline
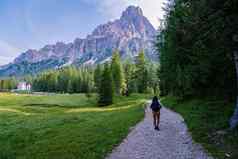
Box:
[0,78,17,91]
[157,0,237,99]
[96,51,159,106]
[32,67,94,93]
[31,51,159,105]
[0,51,159,105]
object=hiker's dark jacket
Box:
[150,101,161,112]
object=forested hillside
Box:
[157,0,238,126]
[157,0,238,158]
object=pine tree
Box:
[147,64,160,95]
[111,51,126,95]
[124,62,137,95]
[98,63,113,106]
[47,72,58,92]
[135,50,148,93]
[94,64,102,92]
[57,69,69,93]
[67,80,73,93]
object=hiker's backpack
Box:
[150,101,162,111]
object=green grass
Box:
[161,96,238,159]
[0,93,149,159]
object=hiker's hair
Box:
[152,96,158,103]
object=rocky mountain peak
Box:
[92,6,155,39]
[121,6,143,19]
[0,5,158,77]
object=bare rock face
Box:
[0,6,158,77]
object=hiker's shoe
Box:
[154,126,158,130]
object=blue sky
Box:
[0,0,166,65]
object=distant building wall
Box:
[17,82,31,91]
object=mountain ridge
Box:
[0,6,158,77]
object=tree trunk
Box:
[230,50,238,129]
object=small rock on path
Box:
[106,102,213,159]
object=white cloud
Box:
[95,0,167,28]
[132,0,166,27]
[0,56,13,66]
[0,41,21,65]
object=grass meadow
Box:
[0,93,149,159]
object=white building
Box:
[17,82,31,91]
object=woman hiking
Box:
[150,96,162,130]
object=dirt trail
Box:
[106,102,213,159]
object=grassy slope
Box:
[0,93,149,159]
[161,96,238,159]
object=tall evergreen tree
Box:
[147,64,160,95]
[94,64,102,92]
[98,63,113,106]
[124,62,137,95]
[111,51,126,95]
[135,50,148,93]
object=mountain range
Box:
[0,6,158,77]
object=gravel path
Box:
[106,102,213,159]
